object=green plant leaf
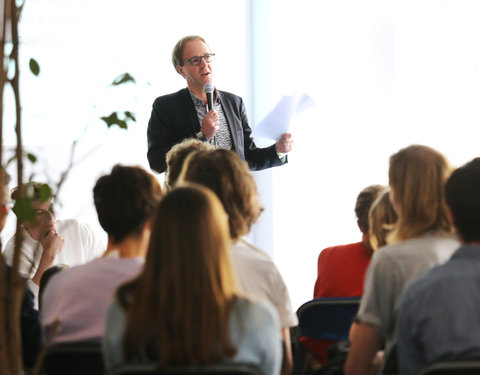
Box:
[29,58,40,76]
[27,153,37,163]
[101,112,128,129]
[12,198,36,222]
[124,111,136,121]
[111,73,136,86]
[37,184,53,202]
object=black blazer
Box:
[147,88,285,173]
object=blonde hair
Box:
[117,184,239,367]
[179,149,262,240]
[388,144,453,241]
[165,138,213,190]
[368,189,397,251]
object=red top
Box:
[302,242,371,364]
[313,242,371,298]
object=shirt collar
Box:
[188,87,219,104]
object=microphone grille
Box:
[203,83,214,94]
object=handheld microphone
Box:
[204,83,214,111]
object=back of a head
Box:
[389,144,453,241]
[355,185,387,234]
[179,149,261,240]
[93,165,162,244]
[122,184,237,367]
[368,189,398,250]
[446,157,480,243]
[165,138,213,189]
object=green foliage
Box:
[100,111,136,129]
[36,183,53,202]
[5,151,38,167]
[124,111,136,121]
[26,153,37,163]
[12,183,53,222]
[111,72,136,86]
[12,198,36,222]
[29,58,40,76]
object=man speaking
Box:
[147,35,293,174]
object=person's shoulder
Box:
[321,242,363,254]
[2,234,17,258]
[378,233,459,258]
[234,295,278,323]
[232,239,272,261]
[153,88,188,106]
[218,90,243,103]
[58,218,96,234]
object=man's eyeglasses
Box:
[181,53,215,66]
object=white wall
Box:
[268,0,480,309]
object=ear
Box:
[176,65,186,78]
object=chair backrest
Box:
[296,297,361,341]
[40,342,104,375]
[414,361,480,375]
[107,363,266,375]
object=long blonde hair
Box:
[388,145,453,241]
[368,189,397,251]
[117,184,239,367]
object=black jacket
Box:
[147,88,285,173]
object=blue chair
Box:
[292,297,360,375]
[297,297,361,341]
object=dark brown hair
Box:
[117,184,238,367]
[93,165,162,243]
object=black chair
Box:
[107,363,266,375]
[39,342,104,375]
[293,297,360,375]
[296,297,360,341]
[414,360,480,375]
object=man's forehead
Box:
[183,40,210,58]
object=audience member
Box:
[103,185,282,374]
[3,182,105,305]
[0,169,42,370]
[368,189,397,251]
[38,264,68,311]
[344,145,460,375]
[178,149,297,375]
[314,184,386,299]
[41,166,162,345]
[397,157,480,375]
[165,138,213,190]
[304,185,385,365]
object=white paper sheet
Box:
[251,92,315,141]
